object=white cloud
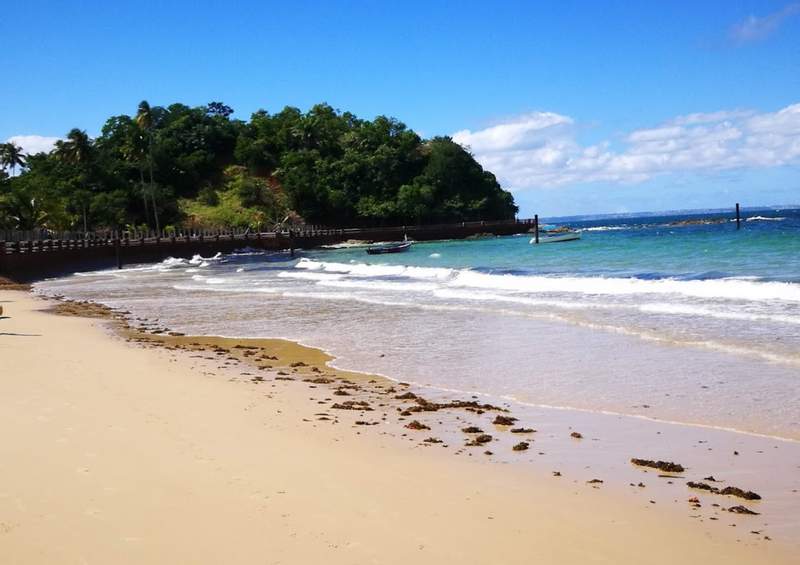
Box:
[670,109,754,126]
[452,112,572,152]
[729,3,800,44]
[6,134,61,156]
[452,103,800,190]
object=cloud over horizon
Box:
[6,134,61,156]
[452,103,800,191]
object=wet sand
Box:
[1,289,797,564]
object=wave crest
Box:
[294,259,800,303]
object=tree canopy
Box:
[1,102,517,231]
[0,142,26,177]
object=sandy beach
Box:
[4,2,799,561]
[1,289,797,564]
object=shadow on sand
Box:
[0,333,41,337]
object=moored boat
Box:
[366,241,413,254]
[529,227,581,244]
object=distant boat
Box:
[530,227,581,244]
[366,241,412,254]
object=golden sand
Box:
[0,290,795,564]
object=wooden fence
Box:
[1,219,534,255]
[0,218,535,280]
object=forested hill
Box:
[0,102,517,231]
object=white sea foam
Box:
[188,252,222,266]
[281,291,420,308]
[746,215,786,222]
[277,271,344,282]
[97,258,187,274]
[582,225,630,231]
[160,257,190,268]
[294,260,800,303]
[320,241,371,249]
[280,290,509,315]
[318,279,440,292]
[433,288,607,311]
[639,303,800,325]
[295,258,455,280]
[172,284,283,294]
[433,289,800,325]
[449,270,800,302]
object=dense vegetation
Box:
[0,102,517,232]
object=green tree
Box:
[414,137,517,222]
[397,182,435,225]
[126,135,150,226]
[0,142,26,177]
[90,189,130,228]
[4,101,517,232]
[68,188,93,233]
[54,129,94,231]
[54,129,92,167]
[0,190,48,230]
[206,101,234,118]
[135,100,160,232]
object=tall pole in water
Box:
[736,203,741,230]
[534,214,540,244]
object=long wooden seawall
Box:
[0,219,535,281]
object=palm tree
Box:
[55,129,93,232]
[135,100,160,232]
[122,131,149,226]
[55,129,92,164]
[5,193,48,230]
[0,142,26,176]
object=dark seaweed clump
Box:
[630,458,685,473]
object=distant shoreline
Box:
[542,203,799,223]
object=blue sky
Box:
[2,0,799,216]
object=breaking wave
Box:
[292,259,800,303]
[746,216,786,222]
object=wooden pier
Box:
[0,219,536,280]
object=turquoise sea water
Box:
[323,208,800,282]
[35,207,800,439]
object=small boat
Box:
[530,227,581,244]
[366,241,412,255]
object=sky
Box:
[2,0,799,216]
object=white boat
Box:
[529,230,581,244]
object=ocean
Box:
[35,207,800,440]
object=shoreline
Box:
[2,289,798,563]
[36,281,800,444]
[34,294,800,503]
[323,349,800,444]
[36,241,799,442]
